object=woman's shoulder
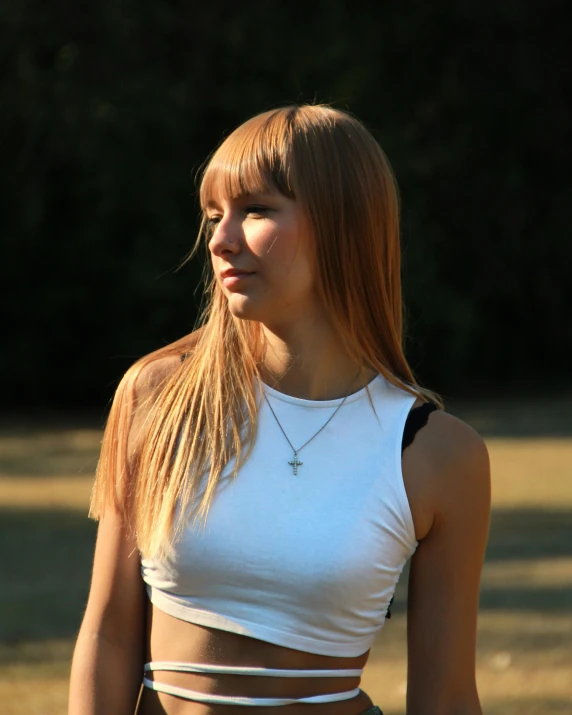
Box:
[403,406,491,541]
[130,353,182,400]
[120,329,204,404]
[415,407,489,475]
[111,331,203,450]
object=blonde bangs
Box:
[199,110,295,211]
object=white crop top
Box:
[141,373,419,662]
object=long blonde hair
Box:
[90,104,443,559]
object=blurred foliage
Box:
[2,0,570,408]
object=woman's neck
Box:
[258,319,376,401]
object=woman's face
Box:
[206,183,319,329]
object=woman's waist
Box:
[147,602,370,669]
[144,605,370,705]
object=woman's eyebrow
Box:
[234,190,273,200]
[204,191,274,209]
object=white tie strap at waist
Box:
[144,661,364,677]
[142,660,363,706]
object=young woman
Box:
[69,104,491,715]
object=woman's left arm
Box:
[405,412,491,715]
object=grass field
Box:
[0,396,571,714]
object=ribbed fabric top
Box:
[141,373,419,658]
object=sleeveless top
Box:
[140,373,439,705]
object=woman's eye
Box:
[246,205,269,217]
[206,215,221,227]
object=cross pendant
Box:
[288,452,303,475]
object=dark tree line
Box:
[2,0,570,409]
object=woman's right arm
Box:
[68,498,147,714]
[69,350,185,713]
[69,355,181,714]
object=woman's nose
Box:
[208,216,241,256]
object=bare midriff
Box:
[136,603,373,715]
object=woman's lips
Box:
[221,272,255,289]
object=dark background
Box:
[3,0,570,412]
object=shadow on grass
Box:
[0,508,97,643]
[1,505,571,648]
[487,507,572,560]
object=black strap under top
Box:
[402,400,439,453]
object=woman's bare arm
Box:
[69,355,180,714]
[404,411,491,714]
[68,506,147,714]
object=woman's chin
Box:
[225,294,265,322]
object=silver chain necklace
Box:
[262,378,357,475]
